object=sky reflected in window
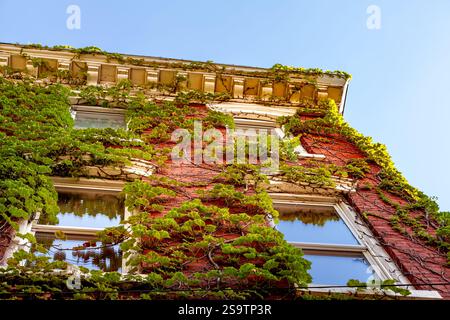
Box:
[39,190,124,228]
[274,204,358,245]
[34,233,122,272]
[305,254,373,285]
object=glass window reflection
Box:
[74,112,125,129]
[274,204,358,245]
[304,254,374,285]
[34,233,122,272]
[39,190,124,228]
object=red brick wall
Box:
[143,111,450,298]
[301,133,450,298]
[1,101,448,299]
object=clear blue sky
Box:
[0,0,449,210]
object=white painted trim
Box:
[269,193,338,204]
[299,286,442,300]
[268,178,356,193]
[335,201,411,285]
[289,242,366,253]
[209,102,298,119]
[71,105,126,115]
[51,176,125,192]
[32,225,103,235]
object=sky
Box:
[0,0,449,210]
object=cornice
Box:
[0,43,350,114]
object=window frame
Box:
[209,102,325,159]
[30,177,130,273]
[70,105,127,130]
[269,193,411,287]
[206,103,441,298]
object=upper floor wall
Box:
[0,43,350,114]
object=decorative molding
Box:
[0,53,9,67]
[298,286,442,300]
[260,82,273,101]
[58,59,71,71]
[208,102,297,119]
[117,66,130,81]
[232,77,245,99]
[0,43,350,113]
[86,62,101,85]
[146,69,159,85]
[25,59,37,77]
[267,177,355,195]
[203,74,216,93]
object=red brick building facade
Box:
[0,43,448,299]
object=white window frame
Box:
[70,105,127,130]
[69,105,146,147]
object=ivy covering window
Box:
[233,118,281,138]
[31,187,125,272]
[273,202,377,285]
[71,105,126,129]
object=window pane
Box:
[34,233,122,272]
[304,254,374,285]
[74,112,125,129]
[274,204,358,245]
[39,190,124,228]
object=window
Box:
[71,105,126,129]
[234,118,279,132]
[271,195,410,287]
[229,113,324,159]
[208,103,325,159]
[302,254,372,286]
[233,118,283,138]
[34,233,122,272]
[37,189,124,228]
[31,180,126,272]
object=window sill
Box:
[299,286,442,300]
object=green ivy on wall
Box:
[0,65,443,300]
[279,98,450,256]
